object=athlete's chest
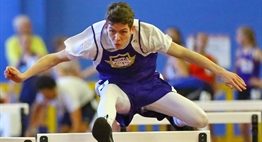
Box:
[101,45,139,69]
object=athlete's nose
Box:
[115,33,121,41]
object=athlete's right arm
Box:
[4,50,70,83]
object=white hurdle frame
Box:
[130,111,261,142]
[131,112,261,125]
[0,137,35,142]
[193,100,262,142]
[37,131,211,142]
[0,103,29,136]
[0,103,29,114]
[193,100,262,111]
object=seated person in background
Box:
[164,27,189,79]
[189,32,217,100]
[52,36,97,79]
[189,32,218,142]
[163,28,216,133]
[163,28,213,101]
[26,62,97,136]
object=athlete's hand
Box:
[219,70,246,91]
[4,66,25,83]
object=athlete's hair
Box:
[238,26,257,47]
[105,2,134,28]
[36,75,56,90]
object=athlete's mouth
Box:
[115,43,121,47]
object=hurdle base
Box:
[38,131,211,142]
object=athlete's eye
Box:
[121,31,127,34]
[109,30,115,33]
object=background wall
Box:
[0,0,261,82]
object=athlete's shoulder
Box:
[92,20,106,33]
[138,20,157,31]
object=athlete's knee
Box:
[194,112,208,128]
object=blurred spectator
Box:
[5,15,47,67]
[52,36,97,79]
[163,27,215,132]
[235,26,262,142]
[189,32,217,142]
[26,66,97,136]
[189,32,217,100]
[164,27,189,80]
[5,15,48,105]
[163,28,214,101]
[4,15,48,136]
[6,33,46,106]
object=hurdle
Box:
[37,131,210,142]
[0,103,29,136]
[131,111,261,142]
[194,100,262,142]
[193,100,262,111]
[0,137,35,142]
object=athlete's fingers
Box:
[4,69,10,78]
[9,67,17,74]
[233,77,246,91]
[232,81,242,91]
[236,75,246,87]
[234,79,245,91]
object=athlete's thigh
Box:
[147,92,205,122]
[98,82,131,113]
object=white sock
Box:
[96,83,118,127]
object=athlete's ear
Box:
[130,26,135,34]
[104,23,108,29]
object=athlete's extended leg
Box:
[147,92,208,128]
[97,83,131,125]
[92,83,131,142]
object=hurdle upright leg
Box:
[252,114,258,142]
[20,107,26,137]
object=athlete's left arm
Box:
[166,42,246,91]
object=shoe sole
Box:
[166,116,194,131]
[92,117,114,142]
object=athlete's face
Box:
[105,23,135,50]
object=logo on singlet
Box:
[105,53,136,68]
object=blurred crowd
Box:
[0,15,261,142]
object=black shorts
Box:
[59,101,96,126]
[237,88,253,100]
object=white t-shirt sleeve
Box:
[64,26,97,60]
[61,89,81,113]
[140,22,172,53]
